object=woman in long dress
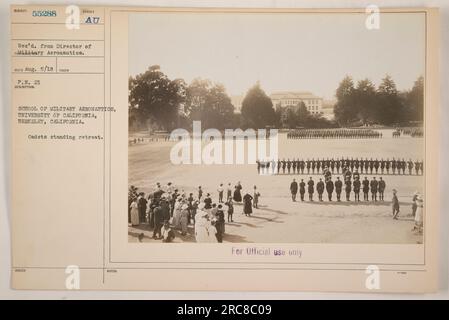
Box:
[172,198,182,228]
[233,182,242,202]
[129,199,139,226]
[180,204,189,236]
[413,195,424,234]
[207,221,218,243]
[243,193,253,216]
[195,205,210,243]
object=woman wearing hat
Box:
[413,194,424,234]
[195,204,210,243]
[180,203,189,236]
[129,198,139,226]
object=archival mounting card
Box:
[10,5,440,292]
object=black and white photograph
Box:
[127,11,425,244]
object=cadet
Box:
[290,178,298,202]
[326,178,334,201]
[287,159,292,174]
[299,179,306,201]
[374,159,379,174]
[292,158,297,174]
[353,178,361,202]
[317,178,325,202]
[344,178,352,201]
[385,158,391,174]
[300,160,305,174]
[352,170,360,181]
[277,159,281,174]
[392,158,397,174]
[369,158,374,174]
[362,177,370,201]
[408,159,414,175]
[378,177,386,201]
[370,177,378,201]
[306,159,311,174]
[335,177,343,201]
[336,159,341,174]
[307,177,315,201]
[282,159,286,174]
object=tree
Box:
[402,75,424,122]
[184,78,235,130]
[376,75,404,125]
[353,78,378,124]
[129,65,185,131]
[241,82,276,129]
[334,76,357,125]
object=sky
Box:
[129,12,425,100]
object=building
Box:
[270,91,323,115]
[230,95,244,113]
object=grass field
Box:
[128,133,424,244]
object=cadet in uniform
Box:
[307,177,315,201]
[326,178,334,201]
[335,177,343,201]
[345,178,352,201]
[317,178,325,202]
[370,177,378,201]
[353,177,361,202]
[362,177,370,201]
[378,177,386,201]
[290,178,298,202]
[408,159,414,175]
[299,179,306,201]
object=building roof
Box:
[270,91,321,100]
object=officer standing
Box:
[370,177,378,201]
[299,179,306,201]
[362,177,370,201]
[326,178,334,201]
[317,178,325,202]
[308,177,315,201]
[378,177,386,201]
[290,178,298,202]
[345,178,352,201]
[353,178,361,202]
[335,177,343,202]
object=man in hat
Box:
[362,177,370,201]
[353,177,361,202]
[378,177,386,201]
[299,179,306,201]
[307,177,315,201]
[370,177,378,201]
[326,178,334,201]
[392,189,400,219]
[290,179,298,202]
[217,183,224,203]
[334,177,343,202]
[215,204,225,243]
[317,178,325,202]
[137,192,148,224]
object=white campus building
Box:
[270,91,323,115]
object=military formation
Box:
[289,173,387,203]
[399,127,424,138]
[256,157,424,176]
[287,129,382,139]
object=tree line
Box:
[129,65,423,132]
[334,75,423,126]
